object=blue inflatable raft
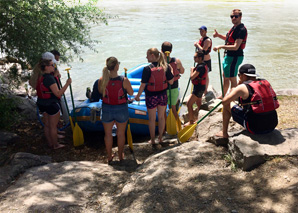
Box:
[71,63,165,135]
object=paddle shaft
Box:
[218,50,224,98]
[67,70,77,123]
[58,78,70,115]
[196,101,222,125]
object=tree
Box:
[0,0,111,67]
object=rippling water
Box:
[59,0,298,105]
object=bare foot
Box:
[215,131,229,138]
[158,136,163,144]
[53,144,65,149]
[58,134,65,139]
[183,121,194,127]
[148,139,158,145]
[217,95,223,100]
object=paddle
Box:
[65,68,84,147]
[218,49,224,98]
[178,101,222,143]
[58,78,74,131]
[124,68,137,162]
[165,51,177,135]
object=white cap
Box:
[41,52,57,64]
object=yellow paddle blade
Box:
[127,123,133,151]
[69,116,74,132]
[73,122,84,147]
[178,123,198,143]
[176,117,182,132]
[166,109,177,135]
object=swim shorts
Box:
[192,85,205,98]
[204,59,212,72]
[145,91,168,109]
[167,88,179,106]
[101,103,129,123]
[37,102,61,116]
[223,55,243,77]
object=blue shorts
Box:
[101,103,129,123]
[223,55,243,77]
[37,102,61,115]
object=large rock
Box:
[228,128,298,171]
[0,131,19,148]
[15,96,37,120]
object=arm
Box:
[213,38,243,51]
[123,77,134,96]
[49,78,71,98]
[135,83,146,101]
[213,29,226,41]
[190,67,200,80]
[222,84,249,106]
[176,58,185,74]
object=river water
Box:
[58,0,298,105]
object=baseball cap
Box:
[239,64,258,77]
[199,25,207,31]
[42,52,57,64]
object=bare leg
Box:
[186,94,199,126]
[147,107,157,144]
[230,76,237,89]
[204,73,209,95]
[103,121,114,161]
[43,113,52,147]
[115,121,128,161]
[157,105,167,143]
[223,77,230,97]
[216,103,231,138]
[48,111,64,149]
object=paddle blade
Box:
[176,117,182,132]
[73,122,84,147]
[127,123,133,151]
[166,109,177,135]
[69,116,74,132]
[178,123,198,143]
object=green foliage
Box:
[0,0,111,66]
[0,94,21,130]
[223,154,238,171]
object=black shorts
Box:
[231,105,278,134]
[204,59,212,72]
[192,85,205,98]
[37,102,61,115]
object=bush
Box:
[0,94,22,130]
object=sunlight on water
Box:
[59,0,298,105]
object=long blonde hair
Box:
[147,48,167,72]
[100,56,119,97]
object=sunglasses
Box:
[46,64,54,67]
[230,15,240,19]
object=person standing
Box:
[161,41,185,126]
[135,48,174,144]
[213,9,248,98]
[215,64,279,138]
[98,57,134,163]
[194,26,212,95]
[185,50,208,126]
[36,59,72,149]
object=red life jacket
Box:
[198,36,212,55]
[226,25,247,50]
[147,64,168,92]
[240,79,279,114]
[102,76,127,105]
[192,63,208,86]
[36,75,60,99]
[169,57,180,81]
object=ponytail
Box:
[157,51,167,72]
[100,66,110,97]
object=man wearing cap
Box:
[213,9,248,98]
[216,64,279,138]
[194,25,212,95]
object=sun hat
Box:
[41,52,57,64]
[239,64,258,77]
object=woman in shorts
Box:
[36,59,72,149]
[185,50,208,126]
[98,57,133,163]
[135,48,174,144]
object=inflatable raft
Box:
[71,63,164,135]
